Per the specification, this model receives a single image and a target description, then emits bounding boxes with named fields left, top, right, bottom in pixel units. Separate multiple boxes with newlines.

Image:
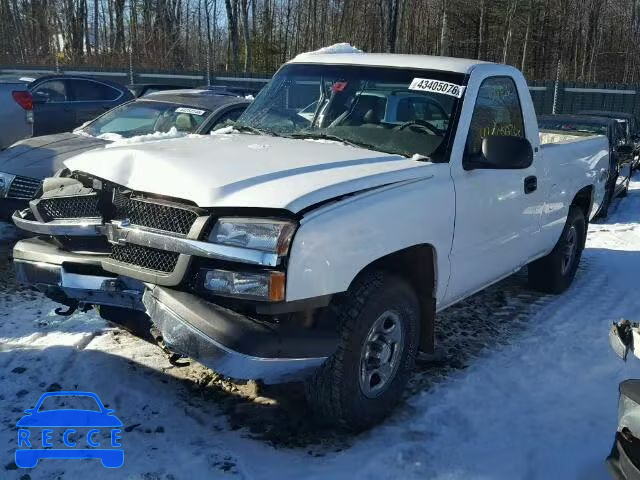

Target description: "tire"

left=528, top=206, right=586, bottom=294
left=98, top=305, right=153, bottom=341
left=304, top=270, right=420, bottom=431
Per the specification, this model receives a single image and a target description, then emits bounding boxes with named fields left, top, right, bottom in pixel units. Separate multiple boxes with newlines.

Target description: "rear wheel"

left=304, top=271, right=420, bottom=430
left=528, top=206, right=586, bottom=294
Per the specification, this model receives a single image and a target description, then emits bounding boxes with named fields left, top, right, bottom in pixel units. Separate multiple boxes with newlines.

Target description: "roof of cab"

left=288, top=53, right=493, bottom=74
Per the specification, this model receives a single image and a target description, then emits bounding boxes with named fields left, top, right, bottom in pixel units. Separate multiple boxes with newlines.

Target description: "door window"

left=32, top=80, right=68, bottom=102
left=207, top=107, right=246, bottom=132
left=69, top=79, right=121, bottom=101
left=466, top=77, right=525, bottom=158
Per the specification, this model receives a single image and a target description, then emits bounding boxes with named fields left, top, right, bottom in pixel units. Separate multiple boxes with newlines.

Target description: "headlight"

left=0, top=172, right=16, bottom=198
left=203, top=269, right=285, bottom=301
left=209, top=218, right=296, bottom=255
left=618, top=380, right=640, bottom=436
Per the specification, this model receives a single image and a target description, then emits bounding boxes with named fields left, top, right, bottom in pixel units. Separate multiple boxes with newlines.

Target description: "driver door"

left=445, top=76, right=543, bottom=304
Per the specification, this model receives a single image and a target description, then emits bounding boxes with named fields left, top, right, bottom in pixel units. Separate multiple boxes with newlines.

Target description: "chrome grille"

left=38, top=194, right=100, bottom=221
left=7, top=176, right=41, bottom=200
left=110, top=244, right=179, bottom=273
left=115, top=196, right=199, bottom=236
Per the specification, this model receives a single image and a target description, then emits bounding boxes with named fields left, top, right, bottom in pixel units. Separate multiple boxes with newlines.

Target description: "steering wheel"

left=396, top=120, right=442, bottom=135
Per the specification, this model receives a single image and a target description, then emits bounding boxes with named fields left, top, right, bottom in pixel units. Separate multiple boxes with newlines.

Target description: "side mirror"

left=617, top=144, right=634, bottom=156
left=464, top=136, right=533, bottom=170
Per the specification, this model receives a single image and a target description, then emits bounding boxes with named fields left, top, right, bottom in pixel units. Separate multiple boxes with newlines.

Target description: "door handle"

left=524, top=175, right=537, bottom=194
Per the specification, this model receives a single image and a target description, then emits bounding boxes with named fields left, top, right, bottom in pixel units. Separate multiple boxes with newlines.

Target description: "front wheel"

left=528, top=206, right=586, bottom=294
left=304, top=271, right=420, bottom=430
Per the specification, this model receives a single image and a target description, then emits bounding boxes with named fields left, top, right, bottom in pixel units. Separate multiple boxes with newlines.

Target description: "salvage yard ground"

left=2, top=178, right=640, bottom=479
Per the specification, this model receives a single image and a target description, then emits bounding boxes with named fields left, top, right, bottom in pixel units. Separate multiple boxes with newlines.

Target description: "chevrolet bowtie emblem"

left=102, top=220, right=130, bottom=245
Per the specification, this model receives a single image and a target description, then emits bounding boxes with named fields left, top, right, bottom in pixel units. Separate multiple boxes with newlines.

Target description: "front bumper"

left=143, top=286, right=330, bottom=383
left=14, top=237, right=145, bottom=310
left=13, top=237, right=333, bottom=383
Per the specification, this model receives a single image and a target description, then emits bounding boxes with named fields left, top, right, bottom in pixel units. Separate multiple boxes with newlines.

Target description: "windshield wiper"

left=232, top=124, right=281, bottom=137
left=288, top=132, right=392, bottom=153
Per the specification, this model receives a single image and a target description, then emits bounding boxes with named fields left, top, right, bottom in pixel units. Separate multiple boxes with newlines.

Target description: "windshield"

left=83, top=100, right=211, bottom=138
left=236, top=64, right=465, bottom=159
left=538, top=119, right=608, bottom=136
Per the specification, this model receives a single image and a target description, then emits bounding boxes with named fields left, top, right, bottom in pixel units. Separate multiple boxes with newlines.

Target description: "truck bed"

left=539, top=129, right=603, bottom=145
left=539, top=132, right=609, bottom=220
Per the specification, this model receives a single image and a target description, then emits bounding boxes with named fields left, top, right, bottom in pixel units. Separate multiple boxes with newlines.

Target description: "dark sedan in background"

left=0, top=90, right=250, bottom=217
left=577, top=110, right=640, bottom=170
left=538, top=114, right=633, bottom=218
left=29, top=75, right=135, bottom=136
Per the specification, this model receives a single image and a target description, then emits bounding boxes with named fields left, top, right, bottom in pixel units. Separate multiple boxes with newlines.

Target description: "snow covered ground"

left=2, top=179, right=640, bottom=479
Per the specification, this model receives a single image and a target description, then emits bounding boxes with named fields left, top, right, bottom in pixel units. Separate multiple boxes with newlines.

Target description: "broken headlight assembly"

left=208, top=217, right=296, bottom=255
left=202, top=218, right=296, bottom=301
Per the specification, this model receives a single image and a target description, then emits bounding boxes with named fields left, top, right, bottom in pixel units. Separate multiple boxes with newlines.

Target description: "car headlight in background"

left=0, top=172, right=16, bottom=198
left=209, top=218, right=296, bottom=255
left=203, top=269, right=285, bottom=301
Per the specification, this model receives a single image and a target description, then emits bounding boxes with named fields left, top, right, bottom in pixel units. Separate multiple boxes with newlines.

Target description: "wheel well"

left=571, top=186, right=592, bottom=248
left=571, top=186, right=593, bottom=220
left=351, top=245, right=436, bottom=353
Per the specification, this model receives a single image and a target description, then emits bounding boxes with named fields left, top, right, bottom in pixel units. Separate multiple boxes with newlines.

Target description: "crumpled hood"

left=64, top=133, right=434, bottom=212
left=0, top=132, right=108, bottom=179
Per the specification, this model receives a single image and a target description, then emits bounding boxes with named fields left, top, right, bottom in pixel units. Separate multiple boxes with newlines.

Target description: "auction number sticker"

left=175, top=107, right=206, bottom=116
left=409, top=78, right=466, bottom=98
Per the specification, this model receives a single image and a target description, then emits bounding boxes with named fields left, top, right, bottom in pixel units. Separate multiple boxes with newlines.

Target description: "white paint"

left=64, top=133, right=424, bottom=212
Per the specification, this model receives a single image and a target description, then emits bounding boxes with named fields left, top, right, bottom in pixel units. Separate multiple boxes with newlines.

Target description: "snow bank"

left=99, top=127, right=191, bottom=147
left=304, top=43, right=364, bottom=55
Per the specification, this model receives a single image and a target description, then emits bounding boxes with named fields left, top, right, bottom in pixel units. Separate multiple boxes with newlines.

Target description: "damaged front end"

left=12, top=172, right=337, bottom=383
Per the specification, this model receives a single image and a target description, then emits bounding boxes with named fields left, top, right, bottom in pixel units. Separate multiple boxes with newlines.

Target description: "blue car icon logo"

left=15, top=391, right=123, bottom=468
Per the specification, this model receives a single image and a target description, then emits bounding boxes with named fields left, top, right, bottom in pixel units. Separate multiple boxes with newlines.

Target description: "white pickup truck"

left=12, top=53, right=606, bottom=429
